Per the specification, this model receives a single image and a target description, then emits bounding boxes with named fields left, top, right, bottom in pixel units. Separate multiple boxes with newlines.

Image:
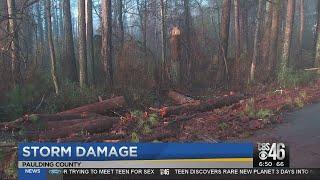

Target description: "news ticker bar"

left=18, top=158, right=253, bottom=168
left=20, top=168, right=320, bottom=179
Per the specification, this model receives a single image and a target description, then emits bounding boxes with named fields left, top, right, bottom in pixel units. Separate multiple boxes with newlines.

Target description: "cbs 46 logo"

left=258, top=143, right=286, bottom=161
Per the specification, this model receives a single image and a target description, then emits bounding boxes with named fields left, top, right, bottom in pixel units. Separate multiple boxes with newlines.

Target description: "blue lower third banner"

left=18, top=143, right=253, bottom=179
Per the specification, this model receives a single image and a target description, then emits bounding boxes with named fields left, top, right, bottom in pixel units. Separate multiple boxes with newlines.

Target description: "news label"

left=254, top=143, right=290, bottom=167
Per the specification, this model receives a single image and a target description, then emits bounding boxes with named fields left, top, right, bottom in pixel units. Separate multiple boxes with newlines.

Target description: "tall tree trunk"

left=46, top=0, right=60, bottom=95
left=314, top=0, right=320, bottom=69
left=101, top=0, right=113, bottom=87
left=58, top=0, right=64, bottom=39
left=234, top=0, right=241, bottom=87
left=160, top=0, right=167, bottom=85
left=143, top=0, right=147, bottom=52
left=239, top=1, right=248, bottom=54
left=78, top=0, right=87, bottom=88
left=0, top=0, right=7, bottom=53
left=117, top=0, right=124, bottom=48
left=279, top=0, right=295, bottom=83
left=86, top=0, right=95, bottom=86
left=183, top=0, right=192, bottom=85
left=250, top=0, right=263, bottom=83
left=268, top=0, right=280, bottom=79
left=137, top=0, right=147, bottom=52
left=297, top=0, right=304, bottom=68
left=216, top=0, right=231, bottom=86
left=7, top=0, right=21, bottom=87
left=36, top=2, right=44, bottom=67
left=261, top=0, right=273, bottom=72
left=63, top=0, right=77, bottom=82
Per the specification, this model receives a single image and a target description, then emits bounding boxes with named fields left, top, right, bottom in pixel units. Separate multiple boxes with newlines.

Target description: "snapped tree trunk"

left=169, top=27, right=182, bottom=85
left=46, top=0, right=60, bottom=95
left=78, top=0, right=87, bottom=88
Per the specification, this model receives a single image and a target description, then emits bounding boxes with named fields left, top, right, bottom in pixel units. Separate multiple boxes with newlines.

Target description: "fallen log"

left=38, top=116, right=119, bottom=140
left=158, top=95, right=244, bottom=117
left=168, top=90, right=197, bottom=105
left=58, top=96, right=126, bottom=115
left=0, top=118, right=25, bottom=131
left=0, top=113, right=102, bottom=131
left=59, top=134, right=125, bottom=142
left=27, top=113, right=102, bottom=122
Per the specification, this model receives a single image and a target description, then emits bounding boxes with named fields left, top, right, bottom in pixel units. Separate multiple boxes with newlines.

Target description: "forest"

left=1, top=0, right=320, bottom=178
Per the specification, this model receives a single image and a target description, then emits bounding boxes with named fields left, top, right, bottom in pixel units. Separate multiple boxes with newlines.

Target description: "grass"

left=279, top=68, right=318, bottom=88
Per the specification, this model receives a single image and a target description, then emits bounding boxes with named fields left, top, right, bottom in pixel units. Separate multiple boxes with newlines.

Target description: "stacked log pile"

left=2, top=82, right=320, bottom=143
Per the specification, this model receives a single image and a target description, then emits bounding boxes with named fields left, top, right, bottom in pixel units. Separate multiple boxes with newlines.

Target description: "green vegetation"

left=131, top=132, right=140, bottom=143
left=245, top=98, right=273, bottom=120
left=256, top=109, right=273, bottom=119
left=1, top=75, right=104, bottom=122
left=130, top=110, right=159, bottom=142
left=218, top=122, right=228, bottom=129
left=279, top=68, right=317, bottom=88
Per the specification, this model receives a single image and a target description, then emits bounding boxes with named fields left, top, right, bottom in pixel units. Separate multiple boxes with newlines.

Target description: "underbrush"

left=279, top=68, right=318, bottom=88
left=39, top=81, right=104, bottom=114
left=1, top=73, right=105, bottom=121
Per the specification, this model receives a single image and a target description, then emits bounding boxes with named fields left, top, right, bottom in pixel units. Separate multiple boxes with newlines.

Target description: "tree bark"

left=38, top=116, right=119, bottom=140
left=234, top=0, right=241, bottom=87
left=46, top=0, right=60, bottom=95
left=58, top=96, right=126, bottom=115
left=101, top=0, right=113, bottom=87
left=63, top=0, right=78, bottom=82
left=78, top=0, right=87, bottom=88
left=183, top=0, right=192, bottom=85
left=160, top=0, right=167, bottom=86
left=216, top=0, right=231, bottom=85
left=27, top=113, right=102, bottom=122
left=158, top=95, right=244, bottom=117
left=86, top=0, right=95, bottom=86
left=297, top=0, right=304, bottom=68
left=268, top=0, right=280, bottom=79
left=279, top=0, right=295, bottom=82
left=117, top=0, right=124, bottom=48
left=250, top=0, right=263, bottom=83
left=7, top=0, right=21, bottom=87
left=315, top=0, right=320, bottom=69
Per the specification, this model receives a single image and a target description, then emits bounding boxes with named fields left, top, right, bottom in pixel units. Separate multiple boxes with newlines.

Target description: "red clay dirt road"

left=244, top=103, right=320, bottom=168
